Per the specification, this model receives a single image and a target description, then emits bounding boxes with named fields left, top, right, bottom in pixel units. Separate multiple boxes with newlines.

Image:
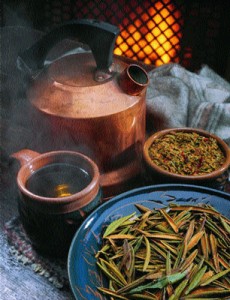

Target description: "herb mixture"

left=96, top=204, right=230, bottom=300
left=148, top=131, right=225, bottom=175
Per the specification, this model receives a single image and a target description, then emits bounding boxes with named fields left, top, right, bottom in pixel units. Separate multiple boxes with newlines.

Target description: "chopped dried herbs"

left=96, top=203, right=230, bottom=300
left=148, top=131, right=225, bottom=175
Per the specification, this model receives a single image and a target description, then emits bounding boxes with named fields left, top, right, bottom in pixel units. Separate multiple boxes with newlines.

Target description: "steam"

left=2, top=4, right=90, bottom=152
left=3, top=2, right=33, bottom=28
left=1, top=4, right=95, bottom=203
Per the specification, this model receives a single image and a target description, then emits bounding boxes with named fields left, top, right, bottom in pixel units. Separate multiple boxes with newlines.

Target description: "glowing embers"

left=114, top=0, right=183, bottom=66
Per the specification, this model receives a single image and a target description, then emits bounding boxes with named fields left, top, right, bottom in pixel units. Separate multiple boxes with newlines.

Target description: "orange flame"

left=114, top=0, right=182, bottom=66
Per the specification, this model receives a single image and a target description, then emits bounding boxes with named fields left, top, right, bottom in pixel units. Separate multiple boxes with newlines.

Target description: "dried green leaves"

left=148, top=131, right=225, bottom=175
left=96, top=204, right=230, bottom=299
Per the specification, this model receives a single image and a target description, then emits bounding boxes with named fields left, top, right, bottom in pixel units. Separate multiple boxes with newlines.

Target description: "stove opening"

left=113, top=0, right=182, bottom=67
left=3, top=0, right=230, bottom=79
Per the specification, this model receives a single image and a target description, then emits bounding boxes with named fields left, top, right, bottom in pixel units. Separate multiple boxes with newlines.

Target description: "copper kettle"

left=17, top=19, right=149, bottom=198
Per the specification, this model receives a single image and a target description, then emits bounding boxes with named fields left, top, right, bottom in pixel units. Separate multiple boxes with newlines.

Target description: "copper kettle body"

left=18, top=19, right=149, bottom=198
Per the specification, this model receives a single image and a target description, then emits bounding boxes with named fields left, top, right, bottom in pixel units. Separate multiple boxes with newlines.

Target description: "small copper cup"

left=12, top=149, right=102, bottom=257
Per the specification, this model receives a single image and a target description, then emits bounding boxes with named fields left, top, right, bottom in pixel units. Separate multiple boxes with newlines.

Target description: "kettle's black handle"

left=17, top=19, right=120, bottom=76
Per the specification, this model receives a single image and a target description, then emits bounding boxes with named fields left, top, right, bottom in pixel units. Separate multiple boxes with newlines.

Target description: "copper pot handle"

left=17, top=19, right=120, bottom=79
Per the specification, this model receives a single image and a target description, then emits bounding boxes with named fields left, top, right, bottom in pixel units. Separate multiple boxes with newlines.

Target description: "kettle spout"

left=119, top=64, right=149, bottom=96
left=11, top=149, right=40, bottom=167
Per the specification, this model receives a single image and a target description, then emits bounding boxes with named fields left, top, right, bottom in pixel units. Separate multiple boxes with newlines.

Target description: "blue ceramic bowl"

left=67, top=184, right=230, bottom=299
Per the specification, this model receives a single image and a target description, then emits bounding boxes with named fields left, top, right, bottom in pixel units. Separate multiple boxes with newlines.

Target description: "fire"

left=114, top=0, right=182, bottom=66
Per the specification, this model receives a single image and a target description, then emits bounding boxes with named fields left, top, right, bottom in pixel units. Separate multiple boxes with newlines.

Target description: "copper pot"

left=18, top=19, right=149, bottom=198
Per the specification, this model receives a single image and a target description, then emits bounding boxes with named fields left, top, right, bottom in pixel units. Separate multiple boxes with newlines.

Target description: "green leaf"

left=98, top=287, right=129, bottom=299
left=103, top=213, right=136, bottom=238
left=185, top=265, right=207, bottom=295
left=143, top=236, right=151, bottom=271
left=220, top=217, right=230, bottom=234
left=200, top=268, right=230, bottom=286
left=129, top=271, right=188, bottom=294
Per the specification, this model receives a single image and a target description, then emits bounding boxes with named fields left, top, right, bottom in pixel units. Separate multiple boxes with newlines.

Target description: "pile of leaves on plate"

left=95, top=204, right=230, bottom=299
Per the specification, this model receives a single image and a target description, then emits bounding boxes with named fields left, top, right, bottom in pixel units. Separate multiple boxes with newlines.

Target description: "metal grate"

left=41, top=0, right=229, bottom=77
left=111, top=0, right=184, bottom=66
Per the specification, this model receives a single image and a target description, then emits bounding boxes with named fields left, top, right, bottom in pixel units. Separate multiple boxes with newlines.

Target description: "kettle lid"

left=28, top=54, right=144, bottom=118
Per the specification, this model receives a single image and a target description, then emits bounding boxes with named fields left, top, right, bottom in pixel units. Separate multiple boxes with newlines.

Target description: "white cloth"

left=146, top=63, right=230, bottom=146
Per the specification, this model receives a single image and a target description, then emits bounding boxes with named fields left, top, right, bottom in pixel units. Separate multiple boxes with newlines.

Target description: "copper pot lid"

left=29, top=54, right=143, bottom=119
